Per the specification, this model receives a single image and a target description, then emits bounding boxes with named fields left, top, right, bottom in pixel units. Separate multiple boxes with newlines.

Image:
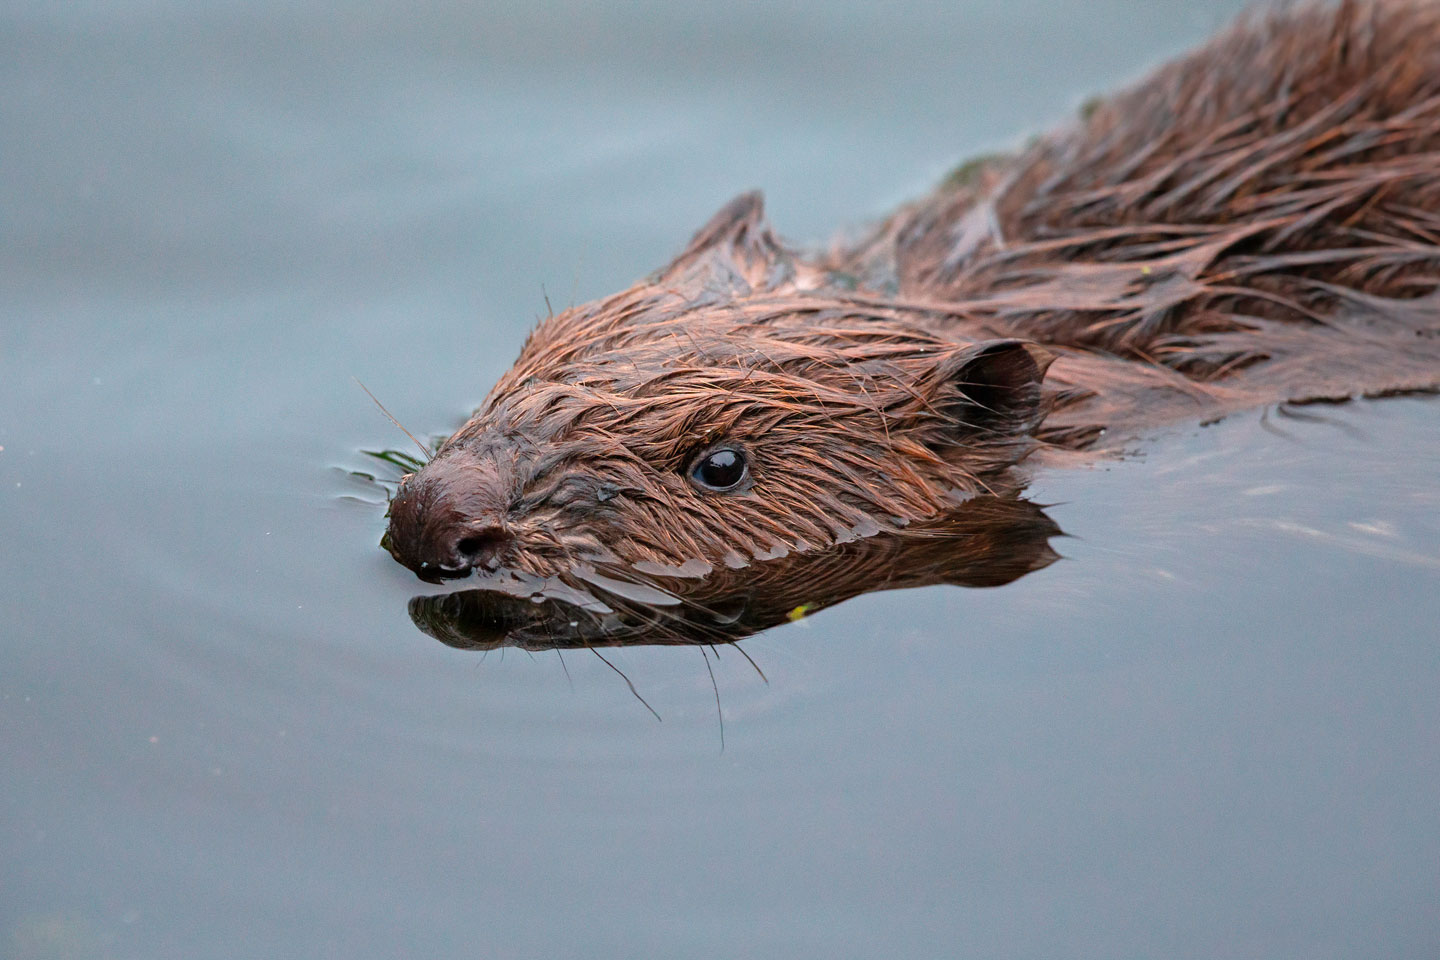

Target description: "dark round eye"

left=690, top=447, right=748, bottom=492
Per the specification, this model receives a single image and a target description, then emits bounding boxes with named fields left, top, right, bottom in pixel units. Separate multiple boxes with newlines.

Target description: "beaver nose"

left=384, top=448, right=518, bottom=580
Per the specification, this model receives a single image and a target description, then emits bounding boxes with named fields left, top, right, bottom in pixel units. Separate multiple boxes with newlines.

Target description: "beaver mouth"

left=409, top=560, right=477, bottom=584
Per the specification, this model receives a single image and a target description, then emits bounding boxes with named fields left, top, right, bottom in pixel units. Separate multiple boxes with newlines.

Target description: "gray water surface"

left=4, top=1, right=1438, bottom=958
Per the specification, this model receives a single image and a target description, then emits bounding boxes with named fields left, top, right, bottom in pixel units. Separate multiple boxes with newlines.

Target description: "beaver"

left=384, top=0, right=1440, bottom=592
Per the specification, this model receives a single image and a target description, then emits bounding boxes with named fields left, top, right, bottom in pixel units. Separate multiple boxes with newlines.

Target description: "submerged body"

left=386, top=0, right=1440, bottom=587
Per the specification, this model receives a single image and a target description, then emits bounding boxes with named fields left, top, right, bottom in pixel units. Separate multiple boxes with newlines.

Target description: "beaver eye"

left=689, top=448, right=748, bottom=492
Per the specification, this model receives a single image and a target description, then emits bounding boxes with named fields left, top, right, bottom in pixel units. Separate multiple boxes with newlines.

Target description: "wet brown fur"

left=386, top=0, right=1440, bottom=584
left=840, top=0, right=1440, bottom=431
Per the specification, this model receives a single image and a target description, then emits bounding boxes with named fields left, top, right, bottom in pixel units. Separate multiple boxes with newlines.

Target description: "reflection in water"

left=406, top=493, right=1060, bottom=651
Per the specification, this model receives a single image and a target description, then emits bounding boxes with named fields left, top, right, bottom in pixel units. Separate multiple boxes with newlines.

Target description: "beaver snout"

left=384, top=450, right=515, bottom=581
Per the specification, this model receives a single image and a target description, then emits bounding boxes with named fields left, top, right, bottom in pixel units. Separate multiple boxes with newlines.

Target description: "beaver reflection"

left=406, top=493, right=1059, bottom=651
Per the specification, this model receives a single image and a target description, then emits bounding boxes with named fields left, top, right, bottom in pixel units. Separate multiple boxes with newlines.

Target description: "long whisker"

left=555, top=647, right=573, bottom=691
left=731, top=641, right=769, bottom=684
left=354, top=378, right=432, bottom=464
left=699, top=645, right=724, bottom=752
left=590, top=647, right=661, bottom=722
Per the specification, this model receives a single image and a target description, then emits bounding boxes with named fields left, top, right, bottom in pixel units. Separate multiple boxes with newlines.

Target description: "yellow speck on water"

left=787, top=604, right=815, bottom=622
left=1140, top=265, right=1152, bottom=275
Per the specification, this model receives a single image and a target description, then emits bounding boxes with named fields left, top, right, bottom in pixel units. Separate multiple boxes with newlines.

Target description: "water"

left=4, top=1, right=1438, bottom=957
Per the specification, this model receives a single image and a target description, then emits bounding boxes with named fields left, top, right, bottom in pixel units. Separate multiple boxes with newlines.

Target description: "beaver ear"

left=939, top=339, right=1053, bottom=438
left=653, top=191, right=796, bottom=296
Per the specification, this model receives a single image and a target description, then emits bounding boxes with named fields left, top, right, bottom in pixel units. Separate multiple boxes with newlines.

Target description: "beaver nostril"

left=448, top=527, right=511, bottom=570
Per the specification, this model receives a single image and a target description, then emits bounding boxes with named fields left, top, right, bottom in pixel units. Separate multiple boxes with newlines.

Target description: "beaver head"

left=385, top=194, right=1052, bottom=582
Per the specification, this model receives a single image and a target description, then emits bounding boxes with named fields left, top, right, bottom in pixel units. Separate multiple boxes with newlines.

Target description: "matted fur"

left=841, top=0, right=1440, bottom=405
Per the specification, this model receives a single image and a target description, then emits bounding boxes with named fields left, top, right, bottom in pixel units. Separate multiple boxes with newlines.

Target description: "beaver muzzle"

left=385, top=449, right=514, bottom=582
